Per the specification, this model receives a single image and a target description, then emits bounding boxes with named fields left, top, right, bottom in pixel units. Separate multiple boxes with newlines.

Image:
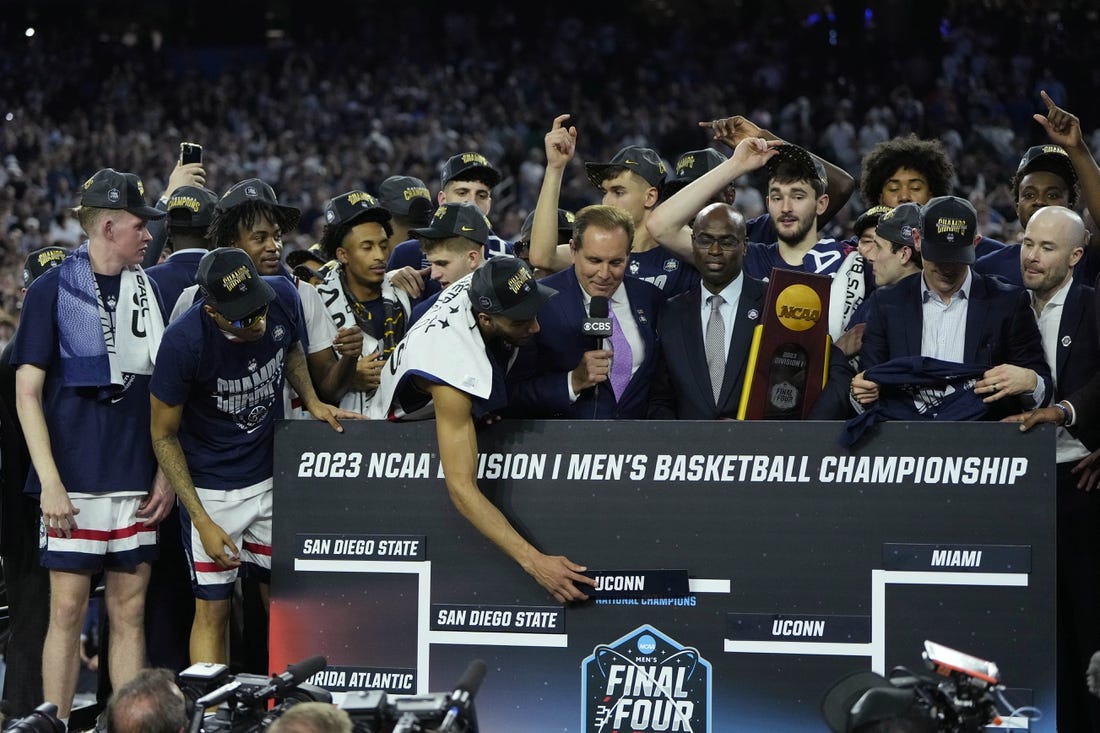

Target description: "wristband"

left=1053, top=402, right=1070, bottom=426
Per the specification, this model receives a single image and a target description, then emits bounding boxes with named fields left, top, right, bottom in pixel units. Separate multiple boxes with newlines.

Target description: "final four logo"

left=582, top=624, right=711, bottom=732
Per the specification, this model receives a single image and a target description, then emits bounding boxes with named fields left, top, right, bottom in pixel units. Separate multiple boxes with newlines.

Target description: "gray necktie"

left=705, top=295, right=726, bottom=403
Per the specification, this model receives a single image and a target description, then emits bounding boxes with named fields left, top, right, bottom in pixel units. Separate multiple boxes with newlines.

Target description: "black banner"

left=270, top=420, right=1056, bottom=731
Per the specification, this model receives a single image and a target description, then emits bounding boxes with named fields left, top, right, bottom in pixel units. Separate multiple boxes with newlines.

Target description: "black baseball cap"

left=80, top=168, right=166, bottom=220
left=216, top=178, right=301, bottom=230
left=585, top=146, right=667, bottom=189
left=1016, top=144, right=1077, bottom=187
left=286, top=243, right=327, bottom=269
left=852, top=205, right=893, bottom=236
left=874, top=202, right=921, bottom=248
left=166, top=185, right=218, bottom=229
left=663, top=149, right=728, bottom=196
left=518, top=208, right=575, bottom=243
left=469, top=257, right=557, bottom=320
left=22, top=246, right=67, bottom=288
left=410, top=202, right=490, bottom=245
left=379, top=175, right=434, bottom=225
left=196, top=247, right=277, bottom=320
left=440, top=153, right=501, bottom=189
left=766, top=144, right=828, bottom=192
left=919, top=196, right=978, bottom=264
left=323, top=190, right=392, bottom=229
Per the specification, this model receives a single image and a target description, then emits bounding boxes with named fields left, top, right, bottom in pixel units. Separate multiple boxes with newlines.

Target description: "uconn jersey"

left=744, top=239, right=846, bottom=280
left=627, top=246, right=698, bottom=297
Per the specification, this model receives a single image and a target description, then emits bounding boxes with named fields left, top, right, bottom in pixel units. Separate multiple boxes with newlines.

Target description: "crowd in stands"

left=7, top=2, right=1100, bottom=730
left=2, top=3, right=1100, bottom=343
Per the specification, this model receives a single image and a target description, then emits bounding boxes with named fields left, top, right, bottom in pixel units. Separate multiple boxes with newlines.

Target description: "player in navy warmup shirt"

left=975, top=95, right=1100, bottom=288
left=528, top=116, right=698, bottom=297
left=696, top=114, right=856, bottom=245
left=648, top=140, right=846, bottom=280
left=145, top=184, right=218, bottom=312
left=150, top=248, right=357, bottom=666
left=12, top=168, right=173, bottom=721
left=387, top=153, right=512, bottom=301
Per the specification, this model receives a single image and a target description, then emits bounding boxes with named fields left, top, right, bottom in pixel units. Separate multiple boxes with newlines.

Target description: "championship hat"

left=874, top=202, right=922, bottom=249
left=440, top=153, right=502, bottom=189
left=165, top=185, right=218, bottom=229
left=323, top=190, right=392, bottom=229
left=22, top=246, right=67, bottom=288
left=919, top=196, right=978, bottom=264
left=216, top=178, right=301, bottom=230
left=378, top=175, right=434, bottom=225
left=585, top=146, right=667, bottom=189
left=410, top=202, right=490, bottom=245
left=80, top=169, right=165, bottom=220
left=469, top=256, right=557, bottom=320
left=517, top=208, right=575, bottom=244
left=852, top=205, right=893, bottom=237
left=664, top=149, right=728, bottom=196
left=196, top=247, right=277, bottom=321
left=1016, top=144, right=1077, bottom=187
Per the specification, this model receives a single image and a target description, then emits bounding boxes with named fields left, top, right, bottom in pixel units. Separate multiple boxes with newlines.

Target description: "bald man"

left=1007, top=206, right=1100, bottom=732
left=648, top=203, right=765, bottom=419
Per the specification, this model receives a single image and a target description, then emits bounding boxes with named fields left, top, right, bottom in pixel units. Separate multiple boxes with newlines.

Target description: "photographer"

left=106, top=669, right=187, bottom=733
left=266, top=704, right=351, bottom=733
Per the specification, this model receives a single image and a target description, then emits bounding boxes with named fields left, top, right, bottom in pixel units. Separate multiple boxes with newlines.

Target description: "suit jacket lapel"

left=620, top=280, right=655, bottom=404
left=964, top=274, right=990, bottom=363
left=1057, top=283, right=1086, bottom=383
left=719, top=278, right=764, bottom=405
left=562, top=269, right=588, bottom=343
left=679, top=289, right=714, bottom=407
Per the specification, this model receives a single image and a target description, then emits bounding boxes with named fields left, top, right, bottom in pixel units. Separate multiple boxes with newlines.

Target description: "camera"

left=178, top=657, right=331, bottom=733
left=178, top=657, right=485, bottom=733
left=4, top=703, right=65, bottom=733
left=340, top=660, right=485, bottom=733
left=821, top=640, right=1037, bottom=733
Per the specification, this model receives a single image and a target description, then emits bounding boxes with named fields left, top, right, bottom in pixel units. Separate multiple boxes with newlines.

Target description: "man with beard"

left=999, top=207, right=1100, bottom=732
left=647, top=142, right=846, bottom=279
left=368, top=257, right=594, bottom=602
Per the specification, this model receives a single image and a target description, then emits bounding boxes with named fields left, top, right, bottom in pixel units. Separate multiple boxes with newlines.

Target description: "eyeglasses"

left=692, top=233, right=744, bottom=250
left=226, top=304, right=268, bottom=329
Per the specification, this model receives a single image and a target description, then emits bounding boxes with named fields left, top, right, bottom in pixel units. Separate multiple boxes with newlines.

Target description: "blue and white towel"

left=57, top=243, right=164, bottom=394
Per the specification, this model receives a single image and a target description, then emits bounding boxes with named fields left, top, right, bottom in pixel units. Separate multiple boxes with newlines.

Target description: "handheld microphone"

left=437, top=659, right=487, bottom=733
left=582, top=296, right=612, bottom=350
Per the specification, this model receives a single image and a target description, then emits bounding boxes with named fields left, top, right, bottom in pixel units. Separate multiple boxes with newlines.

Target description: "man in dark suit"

left=1000, top=206, right=1100, bottom=731
left=508, top=205, right=663, bottom=419
left=852, top=196, right=1052, bottom=421
left=648, top=204, right=765, bottom=419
